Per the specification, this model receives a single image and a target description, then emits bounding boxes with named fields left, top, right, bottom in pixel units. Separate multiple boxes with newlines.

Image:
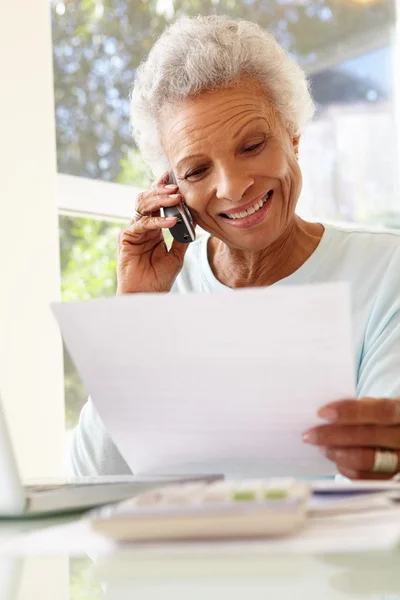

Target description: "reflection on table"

left=2, top=546, right=400, bottom=600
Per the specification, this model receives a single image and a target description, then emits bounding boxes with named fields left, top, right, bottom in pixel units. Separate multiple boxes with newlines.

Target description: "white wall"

left=0, top=0, right=64, bottom=478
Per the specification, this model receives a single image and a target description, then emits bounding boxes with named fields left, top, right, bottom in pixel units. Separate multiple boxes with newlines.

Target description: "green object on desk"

left=264, top=489, right=288, bottom=500
left=231, top=490, right=256, bottom=502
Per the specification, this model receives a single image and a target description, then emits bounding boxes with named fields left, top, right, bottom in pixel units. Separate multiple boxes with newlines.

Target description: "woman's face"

left=160, top=79, right=302, bottom=251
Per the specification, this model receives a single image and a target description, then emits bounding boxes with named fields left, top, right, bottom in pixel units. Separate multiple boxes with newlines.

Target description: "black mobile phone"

left=162, top=173, right=196, bottom=244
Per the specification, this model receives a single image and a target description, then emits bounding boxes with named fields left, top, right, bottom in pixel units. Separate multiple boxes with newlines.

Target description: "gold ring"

left=133, top=208, right=146, bottom=221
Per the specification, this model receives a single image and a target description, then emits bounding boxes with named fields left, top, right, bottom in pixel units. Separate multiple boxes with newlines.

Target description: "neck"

left=208, top=217, right=324, bottom=288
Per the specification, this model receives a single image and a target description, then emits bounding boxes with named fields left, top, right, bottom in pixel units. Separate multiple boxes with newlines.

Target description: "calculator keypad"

left=134, top=478, right=303, bottom=508
left=93, top=478, right=311, bottom=542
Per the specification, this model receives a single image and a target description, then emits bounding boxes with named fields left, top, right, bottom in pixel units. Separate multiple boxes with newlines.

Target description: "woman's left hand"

left=303, top=398, right=400, bottom=479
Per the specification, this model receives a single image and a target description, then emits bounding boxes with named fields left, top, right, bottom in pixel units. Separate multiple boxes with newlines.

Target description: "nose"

left=215, top=164, right=254, bottom=203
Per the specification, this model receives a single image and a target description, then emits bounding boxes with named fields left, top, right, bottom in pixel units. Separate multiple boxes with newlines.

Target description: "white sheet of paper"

left=52, top=282, right=356, bottom=478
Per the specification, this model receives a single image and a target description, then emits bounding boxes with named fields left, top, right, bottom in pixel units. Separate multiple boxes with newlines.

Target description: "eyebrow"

left=232, top=117, right=268, bottom=139
left=176, top=153, right=205, bottom=170
left=176, top=117, right=268, bottom=169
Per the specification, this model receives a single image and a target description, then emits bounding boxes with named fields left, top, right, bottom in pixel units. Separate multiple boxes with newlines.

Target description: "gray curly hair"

left=130, top=15, right=315, bottom=176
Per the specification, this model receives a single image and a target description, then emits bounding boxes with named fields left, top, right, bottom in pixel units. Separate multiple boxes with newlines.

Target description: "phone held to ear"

left=162, top=172, right=196, bottom=244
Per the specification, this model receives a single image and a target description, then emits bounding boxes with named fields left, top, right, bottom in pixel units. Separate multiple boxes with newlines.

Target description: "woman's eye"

left=186, top=167, right=207, bottom=180
left=243, top=142, right=264, bottom=153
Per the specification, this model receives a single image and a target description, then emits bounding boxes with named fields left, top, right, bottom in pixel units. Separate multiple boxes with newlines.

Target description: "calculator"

left=90, top=479, right=311, bottom=542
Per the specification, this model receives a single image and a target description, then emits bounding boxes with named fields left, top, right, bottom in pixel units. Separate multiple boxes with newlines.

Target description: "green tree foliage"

left=60, top=215, right=125, bottom=427
left=59, top=216, right=123, bottom=302
left=52, top=0, right=393, bottom=184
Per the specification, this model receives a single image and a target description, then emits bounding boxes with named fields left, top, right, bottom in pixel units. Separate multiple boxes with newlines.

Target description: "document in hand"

left=52, top=282, right=355, bottom=477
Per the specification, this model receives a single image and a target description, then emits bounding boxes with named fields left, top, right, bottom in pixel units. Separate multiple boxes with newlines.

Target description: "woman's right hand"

left=117, top=172, right=191, bottom=295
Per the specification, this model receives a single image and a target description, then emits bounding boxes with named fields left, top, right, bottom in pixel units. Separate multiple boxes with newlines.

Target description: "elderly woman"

left=70, top=15, right=400, bottom=481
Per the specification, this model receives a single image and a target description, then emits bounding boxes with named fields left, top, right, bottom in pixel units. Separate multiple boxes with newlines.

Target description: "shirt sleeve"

left=357, top=248, right=400, bottom=399
left=67, top=397, right=132, bottom=477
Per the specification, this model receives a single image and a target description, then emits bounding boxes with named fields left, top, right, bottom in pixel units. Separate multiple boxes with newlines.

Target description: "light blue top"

left=68, top=224, right=400, bottom=476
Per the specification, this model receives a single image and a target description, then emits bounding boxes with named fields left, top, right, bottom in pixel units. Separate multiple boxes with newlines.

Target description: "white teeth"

left=225, top=192, right=271, bottom=220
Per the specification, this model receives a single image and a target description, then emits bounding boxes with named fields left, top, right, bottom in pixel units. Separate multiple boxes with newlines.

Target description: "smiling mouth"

left=220, top=191, right=273, bottom=220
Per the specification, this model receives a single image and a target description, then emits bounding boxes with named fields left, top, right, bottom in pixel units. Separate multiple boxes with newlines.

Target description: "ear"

left=292, top=136, right=300, bottom=155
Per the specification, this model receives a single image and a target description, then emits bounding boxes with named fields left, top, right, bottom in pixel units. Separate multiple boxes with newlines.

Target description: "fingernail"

left=303, top=431, right=317, bottom=444
left=165, top=184, right=178, bottom=189
left=169, top=194, right=181, bottom=200
left=317, top=408, right=338, bottom=422
left=318, top=447, right=328, bottom=456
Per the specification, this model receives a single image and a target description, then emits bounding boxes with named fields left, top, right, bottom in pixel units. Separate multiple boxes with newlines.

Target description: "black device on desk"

left=162, top=172, right=196, bottom=244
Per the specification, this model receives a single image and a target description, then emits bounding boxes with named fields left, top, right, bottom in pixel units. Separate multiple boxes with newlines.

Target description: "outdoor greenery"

left=70, top=557, right=104, bottom=600
left=60, top=215, right=125, bottom=427
left=52, top=0, right=393, bottom=183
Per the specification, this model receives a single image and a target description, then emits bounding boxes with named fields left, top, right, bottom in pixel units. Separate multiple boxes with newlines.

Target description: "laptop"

left=0, top=394, right=221, bottom=517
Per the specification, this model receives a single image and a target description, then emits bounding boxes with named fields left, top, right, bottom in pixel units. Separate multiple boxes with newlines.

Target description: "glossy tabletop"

left=1, top=515, right=399, bottom=600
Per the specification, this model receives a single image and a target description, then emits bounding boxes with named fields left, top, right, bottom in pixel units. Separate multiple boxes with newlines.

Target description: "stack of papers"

left=52, top=282, right=356, bottom=477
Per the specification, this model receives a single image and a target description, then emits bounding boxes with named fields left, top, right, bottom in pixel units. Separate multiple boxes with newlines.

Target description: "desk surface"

left=1, top=514, right=400, bottom=600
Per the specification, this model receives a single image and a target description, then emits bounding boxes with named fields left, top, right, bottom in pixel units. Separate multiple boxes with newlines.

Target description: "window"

left=299, top=46, right=399, bottom=225
left=60, top=214, right=125, bottom=428
left=52, top=0, right=399, bottom=430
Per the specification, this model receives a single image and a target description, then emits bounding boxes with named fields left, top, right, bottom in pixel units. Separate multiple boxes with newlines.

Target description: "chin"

left=225, top=229, right=282, bottom=252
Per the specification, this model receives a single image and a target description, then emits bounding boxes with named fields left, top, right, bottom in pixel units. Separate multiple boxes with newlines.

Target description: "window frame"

left=57, top=173, right=140, bottom=221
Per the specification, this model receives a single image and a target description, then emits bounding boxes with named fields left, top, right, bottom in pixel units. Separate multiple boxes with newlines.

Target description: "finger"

left=136, top=192, right=181, bottom=216
left=168, top=238, right=190, bottom=265
left=121, top=216, right=177, bottom=242
left=303, top=424, right=400, bottom=449
left=321, top=447, right=400, bottom=473
left=151, top=183, right=179, bottom=195
left=336, top=465, right=394, bottom=481
left=317, top=398, right=400, bottom=425
left=156, top=171, right=173, bottom=186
